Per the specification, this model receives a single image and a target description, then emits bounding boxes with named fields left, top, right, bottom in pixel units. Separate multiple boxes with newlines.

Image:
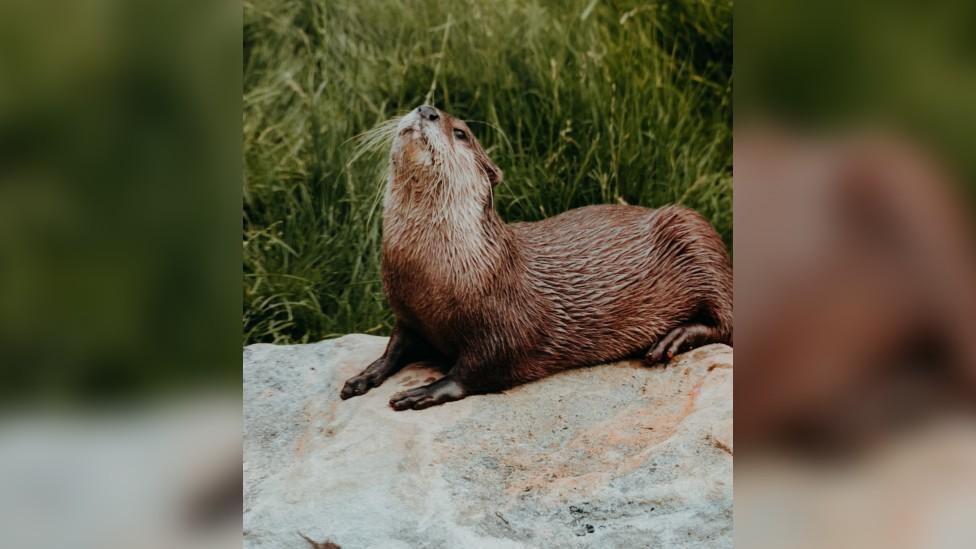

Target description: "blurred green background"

left=0, top=0, right=240, bottom=403
left=243, top=0, right=733, bottom=344
left=736, top=0, right=976, bottom=192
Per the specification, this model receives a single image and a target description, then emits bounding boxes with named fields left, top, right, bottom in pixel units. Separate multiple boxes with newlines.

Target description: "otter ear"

left=479, top=156, right=503, bottom=187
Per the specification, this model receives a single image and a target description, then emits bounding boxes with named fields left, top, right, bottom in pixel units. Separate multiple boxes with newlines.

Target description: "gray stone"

left=244, top=334, right=732, bottom=549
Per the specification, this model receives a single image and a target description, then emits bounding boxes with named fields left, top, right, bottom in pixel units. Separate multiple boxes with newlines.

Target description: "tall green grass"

left=243, top=0, right=732, bottom=344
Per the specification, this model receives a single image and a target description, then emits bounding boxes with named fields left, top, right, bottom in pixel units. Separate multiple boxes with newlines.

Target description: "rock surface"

left=244, top=334, right=733, bottom=549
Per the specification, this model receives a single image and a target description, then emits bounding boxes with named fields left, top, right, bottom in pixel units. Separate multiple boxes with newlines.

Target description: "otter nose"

left=417, top=105, right=440, bottom=122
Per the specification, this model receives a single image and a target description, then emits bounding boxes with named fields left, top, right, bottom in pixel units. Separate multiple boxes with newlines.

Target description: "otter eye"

left=453, top=128, right=467, bottom=141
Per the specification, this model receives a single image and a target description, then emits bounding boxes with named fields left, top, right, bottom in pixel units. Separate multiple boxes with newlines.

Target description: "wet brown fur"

left=340, top=106, right=732, bottom=410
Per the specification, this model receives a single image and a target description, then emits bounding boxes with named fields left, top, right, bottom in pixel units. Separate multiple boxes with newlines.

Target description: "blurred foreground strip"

left=735, top=0, right=976, bottom=543
left=0, top=397, right=240, bottom=549
left=734, top=127, right=976, bottom=547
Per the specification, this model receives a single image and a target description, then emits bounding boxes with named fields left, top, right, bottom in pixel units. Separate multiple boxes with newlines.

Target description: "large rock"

left=244, top=334, right=733, bottom=549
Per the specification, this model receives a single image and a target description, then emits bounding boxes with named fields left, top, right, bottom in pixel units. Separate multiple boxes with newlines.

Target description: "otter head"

left=389, top=105, right=502, bottom=206
left=383, top=106, right=506, bottom=281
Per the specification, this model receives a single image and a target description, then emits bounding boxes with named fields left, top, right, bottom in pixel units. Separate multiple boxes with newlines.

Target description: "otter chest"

left=381, top=252, right=483, bottom=355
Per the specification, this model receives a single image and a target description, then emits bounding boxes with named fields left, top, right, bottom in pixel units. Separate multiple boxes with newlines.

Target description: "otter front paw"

left=340, top=371, right=383, bottom=400
left=389, top=376, right=467, bottom=411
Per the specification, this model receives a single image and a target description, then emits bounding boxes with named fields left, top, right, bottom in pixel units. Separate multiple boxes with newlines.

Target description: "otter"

left=340, top=105, right=732, bottom=410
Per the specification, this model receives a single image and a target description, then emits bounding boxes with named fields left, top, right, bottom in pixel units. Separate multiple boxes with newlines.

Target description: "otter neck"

left=383, top=176, right=514, bottom=287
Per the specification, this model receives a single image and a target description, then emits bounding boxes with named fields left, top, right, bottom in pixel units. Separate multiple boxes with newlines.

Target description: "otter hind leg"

left=645, top=324, right=723, bottom=365
left=389, top=375, right=468, bottom=411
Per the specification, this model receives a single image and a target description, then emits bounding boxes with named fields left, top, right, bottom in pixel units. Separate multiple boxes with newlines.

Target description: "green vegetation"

left=243, top=0, right=732, bottom=344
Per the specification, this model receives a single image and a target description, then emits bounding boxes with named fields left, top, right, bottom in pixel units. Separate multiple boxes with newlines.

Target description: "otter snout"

left=417, top=105, right=439, bottom=122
